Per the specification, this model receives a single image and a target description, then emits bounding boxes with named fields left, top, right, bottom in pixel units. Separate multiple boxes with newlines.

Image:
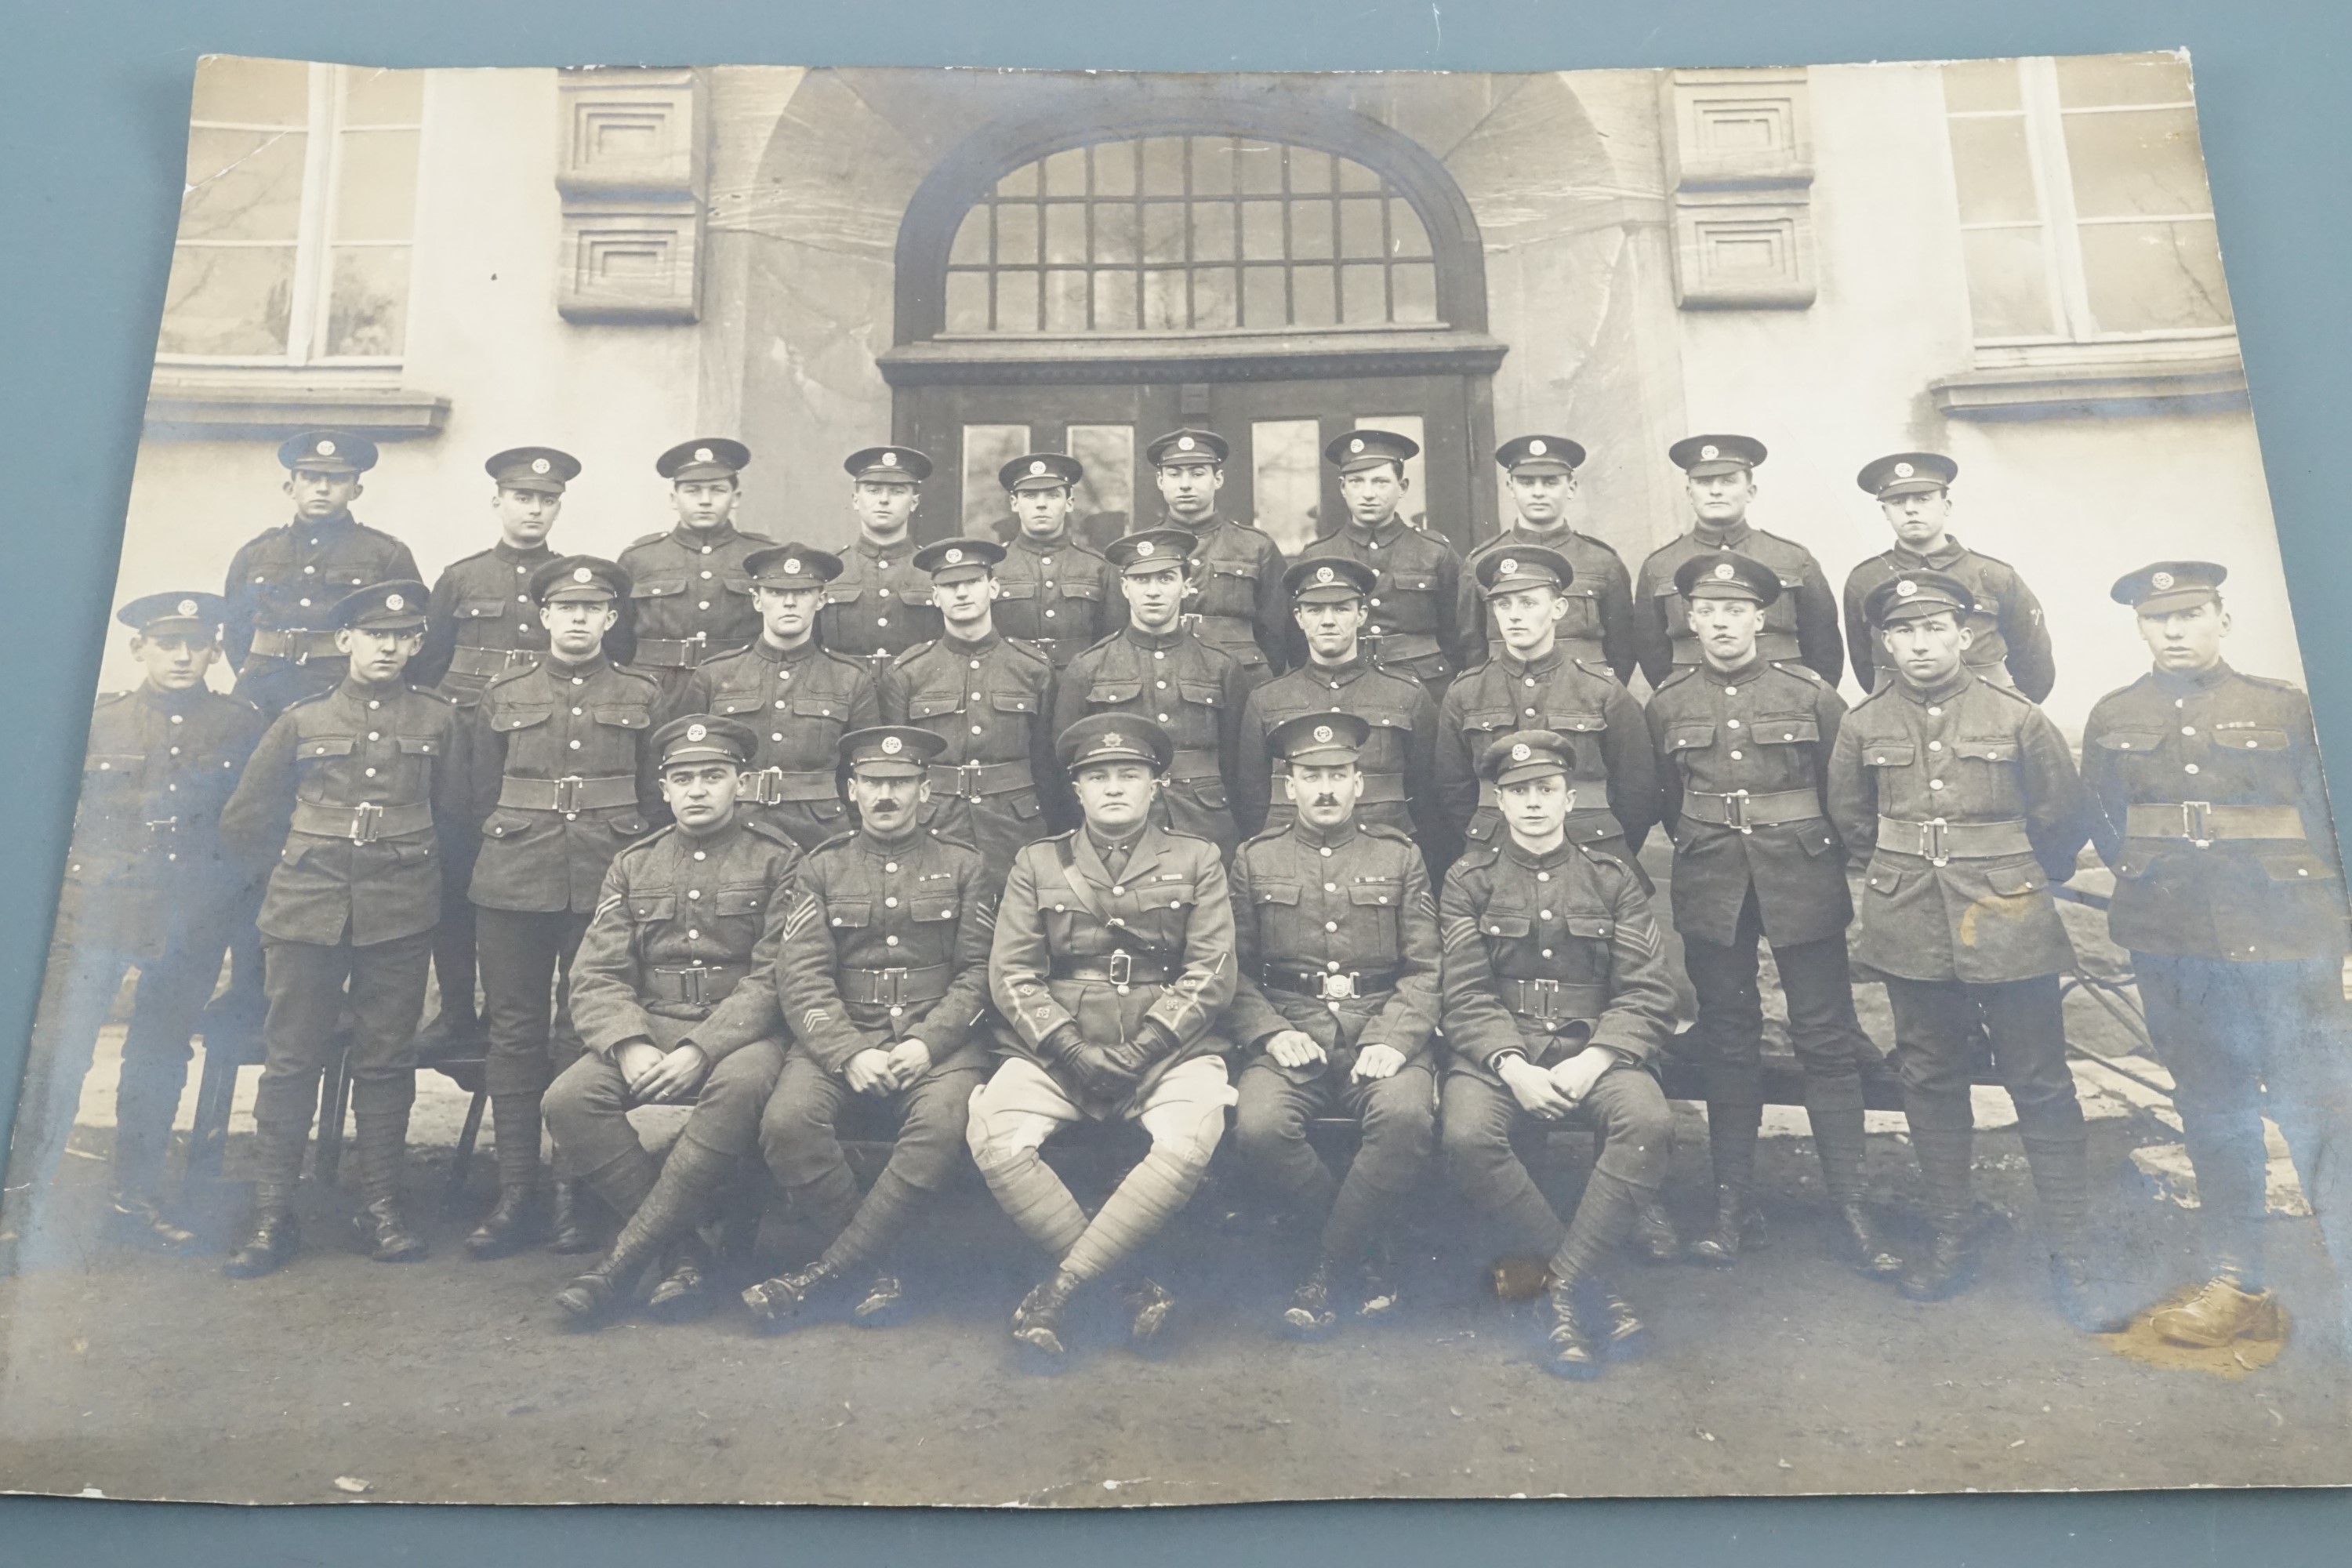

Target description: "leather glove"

left=1099, top=1018, right=1181, bottom=1080
left=1041, top=1024, right=1126, bottom=1100
left=1039, top=1023, right=1090, bottom=1073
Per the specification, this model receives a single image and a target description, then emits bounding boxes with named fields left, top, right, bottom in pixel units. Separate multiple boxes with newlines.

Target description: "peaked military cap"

left=1668, top=434, right=1767, bottom=477
left=1857, top=451, right=1957, bottom=499
left=1272, top=710, right=1370, bottom=766
left=844, top=445, right=933, bottom=483
left=1478, top=728, right=1576, bottom=787
left=1326, top=428, right=1421, bottom=473
left=118, top=591, right=229, bottom=637
left=1105, top=527, right=1196, bottom=575
left=1058, top=713, right=1174, bottom=775
left=742, top=543, right=843, bottom=590
left=840, top=724, right=946, bottom=778
left=1674, top=549, right=1782, bottom=607
left=1283, top=556, right=1378, bottom=604
left=913, top=537, right=1007, bottom=580
left=280, top=430, right=377, bottom=474
left=1496, top=434, right=1586, bottom=475
left=1145, top=428, right=1229, bottom=466
left=2112, top=560, right=2227, bottom=615
left=1864, top=569, right=1976, bottom=628
left=1476, top=544, right=1573, bottom=596
left=530, top=555, right=629, bottom=604
left=656, top=438, right=750, bottom=482
left=1001, top=452, right=1084, bottom=492
left=330, top=579, right=430, bottom=633
left=486, top=446, right=581, bottom=490
left=654, top=713, right=757, bottom=768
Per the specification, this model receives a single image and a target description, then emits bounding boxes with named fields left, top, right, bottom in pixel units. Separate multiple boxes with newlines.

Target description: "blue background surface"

left=2, top=0, right=2348, bottom=1559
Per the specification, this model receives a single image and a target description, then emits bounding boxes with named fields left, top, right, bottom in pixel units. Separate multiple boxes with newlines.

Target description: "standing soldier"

left=1297, top=429, right=1478, bottom=702
left=1233, top=557, right=1440, bottom=853
left=818, top=446, right=943, bottom=677
left=1052, top=528, right=1251, bottom=858
left=968, top=715, right=1240, bottom=1367
left=1227, top=713, right=1440, bottom=1335
left=743, top=726, right=997, bottom=1330
left=880, top=538, right=1060, bottom=876
left=1468, top=435, right=1636, bottom=681
left=2084, top=562, right=2352, bottom=1348
left=1644, top=554, right=1898, bottom=1277
left=1439, top=730, right=1681, bottom=1380
left=462, top=557, right=662, bottom=1260
left=1842, top=452, right=2055, bottom=700
left=0, top=594, right=263, bottom=1265
left=1632, top=435, right=1842, bottom=690
left=216, top=581, right=468, bottom=1278
left=1824, top=570, right=2125, bottom=1330
left=993, top=452, right=1126, bottom=666
left=618, top=438, right=775, bottom=708
left=544, top=716, right=800, bottom=1325
left=677, top=545, right=879, bottom=853
left=1143, top=428, right=1289, bottom=684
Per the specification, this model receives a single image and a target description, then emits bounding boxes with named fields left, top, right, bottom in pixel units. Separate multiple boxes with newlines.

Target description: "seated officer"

left=968, top=715, right=1240, bottom=1367
left=2085, top=562, right=2352, bottom=1349
left=744, top=726, right=998, bottom=1330
left=1439, top=730, right=1679, bottom=1380
left=1226, top=713, right=1439, bottom=1335
left=545, top=716, right=802, bottom=1325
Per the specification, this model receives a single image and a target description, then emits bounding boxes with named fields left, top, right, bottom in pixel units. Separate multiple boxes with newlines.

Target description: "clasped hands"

left=1497, top=1044, right=1621, bottom=1121
left=846, top=1037, right=935, bottom=1096
left=1043, top=1019, right=1179, bottom=1100
left=614, top=1038, right=713, bottom=1104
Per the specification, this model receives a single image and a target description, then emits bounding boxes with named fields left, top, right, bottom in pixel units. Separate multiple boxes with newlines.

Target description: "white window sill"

left=145, top=369, right=450, bottom=441
left=1929, top=345, right=2246, bottom=419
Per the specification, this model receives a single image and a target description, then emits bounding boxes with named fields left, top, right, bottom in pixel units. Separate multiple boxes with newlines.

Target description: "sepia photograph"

left=1, top=50, right=2347, bottom=1507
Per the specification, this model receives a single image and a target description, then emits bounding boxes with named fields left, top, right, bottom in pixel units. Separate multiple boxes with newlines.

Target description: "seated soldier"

left=743, top=726, right=998, bottom=1330
left=1439, top=730, right=1680, bottom=1379
left=967, top=714, right=1240, bottom=1368
left=1227, top=713, right=1440, bottom=1335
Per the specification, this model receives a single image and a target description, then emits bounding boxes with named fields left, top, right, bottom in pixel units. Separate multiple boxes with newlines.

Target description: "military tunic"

left=993, top=530, right=1127, bottom=666
left=1232, top=655, right=1439, bottom=844
left=1149, top=513, right=1289, bottom=683
left=1843, top=538, right=2056, bottom=701
left=1435, top=648, right=1658, bottom=862
left=678, top=639, right=879, bottom=851
left=414, top=541, right=557, bottom=703
left=617, top=522, right=778, bottom=700
left=1052, top=624, right=1251, bottom=856
left=1632, top=522, right=1843, bottom=690
left=1468, top=524, right=1638, bottom=682
left=818, top=534, right=942, bottom=676
left=880, top=631, right=1059, bottom=875
left=1294, top=517, right=1478, bottom=699
left=222, top=515, right=422, bottom=719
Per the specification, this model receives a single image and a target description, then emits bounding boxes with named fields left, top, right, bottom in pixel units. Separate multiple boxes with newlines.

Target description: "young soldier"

left=1296, top=429, right=1479, bottom=702
left=743, top=726, right=998, bottom=1330
left=544, top=715, right=801, bottom=1325
left=1632, top=435, right=1842, bottom=690
left=993, top=452, right=1126, bottom=666
left=463, top=557, right=662, bottom=1259
left=1468, top=435, right=1636, bottom=681
left=2084, top=562, right=2352, bottom=1348
left=1233, top=557, right=1439, bottom=855
left=1842, top=452, right=2054, bottom=700
left=1644, top=553, right=1899, bottom=1277
left=618, top=438, right=776, bottom=707
left=1227, top=713, right=1440, bottom=1334
left=1824, top=570, right=2125, bottom=1330
left=818, top=446, right=944, bottom=677
left=1052, top=528, right=1252, bottom=858
left=1142, top=428, right=1289, bottom=684
left=1439, top=730, right=1680, bottom=1379
left=880, top=537, right=1061, bottom=876
left=969, top=715, right=1240, bottom=1367
left=677, top=545, right=879, bottom=852
left=0, top=594, right=263, bottom=1265
left=216, top=581, right=469, bottom=1277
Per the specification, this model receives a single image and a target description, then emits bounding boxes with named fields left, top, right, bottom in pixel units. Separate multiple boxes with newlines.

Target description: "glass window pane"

left=2055, top=53, right=2192, bottom=109
left=1292, top=264, right=1337, bottom=328
left=158, top=244, right=295, bottom=355
left=1940, top=58, right=2023, bottom=114
left=341, top=66, right=423, bottom=126
left=1044, top=202, right=1087, bottom=265
left=1142, top=202, right=1185, bottom=264
left=1094, top=204, right=1138, bottom=264
left=1242, top=264, right=1287, bottom=328
left=962, top=425, right=1031, bottom=534
left=994, top=270, right=1040, bottom=332
left=1240, top=199, right=1285, bottom=262
left=995, top=204, right=1038, bottom=265
left=181, top=127, right=307, bottom=242
left=1193, top=267, right=1239, bottom=330
left=1392, top=262, right=1438, bottom=324
left=1288, top=148, right=1334, bottom=194
left=1961, top=227, right=2058, bottom=337
left=1291, top=200, right=1335, bottom=260
left=1141, top=137, right=1186, bottom=196
left=1340, top=262, right=1388, bottom=323
left=1351, top=415, right=1427, bottom=527
left=1250, top=419, right=1325, bottom=557
left=949, top=206, right=989, bottom=266
left=1191, top=137, right=1234, bottom=197
left=1190, top=203, right=1236, bottom=263
left=333, top=128, right=419, bottom=242
left=996, top=162, right=1038, bottom=198
left=1044, top=269, right=1089, bottom=332
left=944, top=271, right=989, bottom=332
left=1093, top=141, right=1137, bottom=198
left=1388, top=198, right=1431, bottom=258
left=1236, top=140, right=1283, bottom=194
left=1338, top=197, right=1385, bottom=258
left=2063, top=107, right=2212, bottom=217
left=1067, top=425, right=1136, bottom=537
left=191, top=56, right=310, bottom=125
left=1043, top=147, right=1087, bottom=197
left=1948, top=116, right=2040, bottom=225
left=1338, top=155, right=1381, bottom=193
left=1093, top=270, right=1138, bottom=331
left=1142, top=269, right=1186, bottom=331
left=2079, top=220, right=2232, bottom=334
left=325, top=245, right=409, bottom=357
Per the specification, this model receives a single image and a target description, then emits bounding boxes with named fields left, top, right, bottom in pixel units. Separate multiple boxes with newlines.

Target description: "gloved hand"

left=1043, top=1024, right=1131, bottom=1101
left=1099, top=1018, right=1181, bottom=1080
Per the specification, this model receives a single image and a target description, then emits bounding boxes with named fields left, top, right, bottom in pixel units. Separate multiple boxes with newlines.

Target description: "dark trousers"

left=474, top=907, right=590, bottom=1097
left=1684, top=891, right=1874, bottom=1099
left=760, top=1052, right=985, bottom=1200
left=1440, top=1061, right=1672, bottom=1258
left=255, top=931, right=433, bottom=1132
left=431, top=843, right=481, bottom=1029
left=2136, top=953, right=2352, bottom=1287
left=1232, top=1057, right=1436, bottom=1260
left=545, top=1037, right=787, bottom=1176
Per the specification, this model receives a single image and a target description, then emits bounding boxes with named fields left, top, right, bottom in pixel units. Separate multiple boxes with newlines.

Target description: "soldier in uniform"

left=1142, top=427, right=1289, bottom=685
left=1644, top=553, right=1898, bottom=1276
left=216, top=581, right=469, bottom=1277
left=968, top=714, right=1240, bottom=1366
left=2084, top=561, right=2352, bottom=1348
left=1233, top=557, right=1441, bottom=856
left=462, top=557, right=662, bottom=1259
left=742, top=726, right=998, bottom=1330
left=1051, top=528, right=1252, bottom=858
left=544, top=715, right=801, bottom=1325
left=1842, top=452, right=2055, bottom=700
left=1824, top=570, right=2125, bottom=1329
left=677, top=545, right=879, bottom=852
left=818, top=446, right=944, bottom=677
left=0, top=594, right=263, bottom=1265
left=1439, top=730, right=1680, bottom=1379
left=1226, top=713, right=1440, bottom=1334
left=880, top=537, right=1061, bottom=877
left=1632, top=435, right=1842, bottom=690
left=1468, top=435, right=1636, bottom=681
left=617, top=439, right=776, bottom=707
left=992, top=452, right=1126, bottom=666
left=1295, top=429, right=1478, bottom=702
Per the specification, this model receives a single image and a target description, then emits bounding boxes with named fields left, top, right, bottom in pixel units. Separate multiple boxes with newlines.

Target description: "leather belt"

left=1682, top=787, right=1824, bottom=831
left=636, top=635, right=744, bottom=669
left=1261, top=963, right=1401, bottom=1001
left=498, top=773, right=639, bottom=812
left=1272, top=765, right=1406, bottom=804
left=448, top=645, right=541, bottom=678
left=1876, top=815, right=2033, bottom=866
left=744, top=767, right=840, bottom=805
left=2125, top=802, right=2307, bottom=844
left=1049, top=952, right=1178, bottom=989
left=927, top=759, right=1036, bottom=800
left=837, top=964, right=953, bottom=1011
left=291, top=799, right=434, bottom=844
left=1499, top=976, right=1608, bottom=1024
left=1167, top=747, right=1221, bottom=782
left=648, top=962, right=747, bottom=1007
left=248, top=627, right=343, bottom=662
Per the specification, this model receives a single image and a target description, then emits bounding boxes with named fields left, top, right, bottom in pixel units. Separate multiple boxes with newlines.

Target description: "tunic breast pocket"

left=720, top=570, right=754, bottom=598
left=296, top=735, right=358, bottom=775
left=592, top=704, right=652, bottom=731
left=910, top=892, right=960, bottom=924
left=712, top=885, right=770, bottom=924
left=492, top=705, right=553, bottom=735
left=1861, top=741, right=1915, bottom=770
left=1664, top=722, right=1715, bottom=756
left=1089, top=678, right=1142, bottom=707
left=1461, top=706, right=1515, bottom=740
left=823, top=586, right=865, bottom=610
left=1178, top=679, right=1225, bottom=711
left=2217, top=726, right=2291, bottom=754
left=909, top=691, right=966, bottom=721
left=792, top=692, right=851, bottom=728
left=627, top=892, right=677, bottom=924
left=1061, top=578, right=1104, bottom=603
left=630, top=575, right=687, bottom=602
left=996, top=582, right=1039, bottom=605
left=991, top=690, right=1039, bottom=717
left=1543, top=709, right=1606, bottom=741
left=826, top=898, right=872, bottom=933
left=1756, top=714, right=1819, bottom=747
left=1197, top=562, right=1257, bottom=614
left=457, top=597, right=510, bottom=622
left=1555, top=584, right=1603, bottom=636
left=1347, top=878, right=1405, bottom=953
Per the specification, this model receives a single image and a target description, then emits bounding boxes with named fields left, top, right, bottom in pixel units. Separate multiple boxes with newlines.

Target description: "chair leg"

left=186, top=1046, right=236, bottom=1184
left=445, top=1086, right=489, bottom=1216
left=314, top=1042, right=353, bottom=1190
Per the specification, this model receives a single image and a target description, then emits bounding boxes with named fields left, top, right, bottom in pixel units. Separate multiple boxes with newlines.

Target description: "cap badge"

left=1499, top=558, right=1519, bottom=576
left=694, top=447, right=713, bottom=463
left=2151, top=570, right=2176, bottom=591
left=880, top=735, right=903, bottom=755
left=1511, top=742, right=1531, bottom=762
left=1029, top=459, right=1047, bottom=476
left=1528, top=439, right=1547, bottom=456
left=1177, top=436, right=1196, bottom=452
left=1312, top=724, right=1334, bottom=744
left=532, top=457, right=552, bottom=474
left=686, top=724, right=707, bottom=742
left=782, top=557, right=802, bottom=575
left=1893, top=461, right=1915, bottom=479
left=1714, top=561, right=1737, bottom=580
left=315, top=438, right=336, bottom=456
left=572, top=566, right=593, bottom=583
left=1896, top=579, right=1918, bottom=598
left=1315, top=565, right=1334, bottom=585
left=1349, top=437, right=1366, bottom=454
left=880, top=452, right=899, bottom=467
left=944, top=547, right=964, bottom=565
left=1137, top=541, right=1156, bottom=557
left=1700, top=444, right=1719, bottom=460
left=384, top=593, right=405, bottom=612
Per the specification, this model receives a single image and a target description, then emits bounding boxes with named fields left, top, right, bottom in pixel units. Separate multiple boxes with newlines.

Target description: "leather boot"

left=1281, top=1258, right=1337, bottom=1339
left=223, top=1183, right=300, bottom=1279
left=1899, top=1226, right=1978, bottom=1302
left=546, top=1180, right=598, bottom=1254
left=646, top=1234, right=713, bottom=1322
left=1122, top=1276, right=1178, bottom=1353
left=852, top=1273, right=907, bottom=1327
left=470, top=1092, right=546, bottom=1258
left=465, top=1185, right=544, bottom=1259
left=1012, top=1269, right=1082, bottom=1367
left=1688, top=1181, right=1764, bottom=1266
left=1542, top=1276, right=1602, bottom=1380
left=1900, top=1112, right=1976, bottom=1301
left=557, top=1138, right=733, bottom=1325
left=107, top=1189, right=198, bottom=1252
left=2151, top=1276, right=2283, bottom=1348
left=1832, top=1201, right=1903, bottom=1280
left=353, top=1113, right=425, bottom=1263
left=1632, top=1196, right=1682, bottom=1264
left=1595, top=1277, right=1647, bottom=1360
left=743, top=1259, right=840, bottom=1329
left=2049, top=1253, right=2133, bottom=1334
left=1353, top=1252, right=1403, bottom=1323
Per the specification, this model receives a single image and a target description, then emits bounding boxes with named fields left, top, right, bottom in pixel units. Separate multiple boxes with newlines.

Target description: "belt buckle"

left=752, top=767, right=785, bottom=807
left=349, top=801, right=384, bottom=845
left=677, top=964, right=710, bottom=1007
left=290, top=631, right=311, bottom=667
left=878, top=967, right=908, bottom=1018
left=1922, top=818, right=1950, bottom=868
left=2183, top=800, right=2213, bottom=848
left=553, top=775, right=584, bottom=813
left=960, top=759, right=985, bottom=800
left=1725, top=789, right=1751, bottom=834
left=1321, top=971, right=1357, bottom=1001
left=1528, top=976, right=1561, bottom=1020
left=1177, top=612, right=1203, bottom=633
left=144, top=815, right=180, bottom=835
left=1107, top=949, right=1133, bottom=994
left=684, top=630, right=708, bottom=667
left=506, top=648, right=537, bottom=668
